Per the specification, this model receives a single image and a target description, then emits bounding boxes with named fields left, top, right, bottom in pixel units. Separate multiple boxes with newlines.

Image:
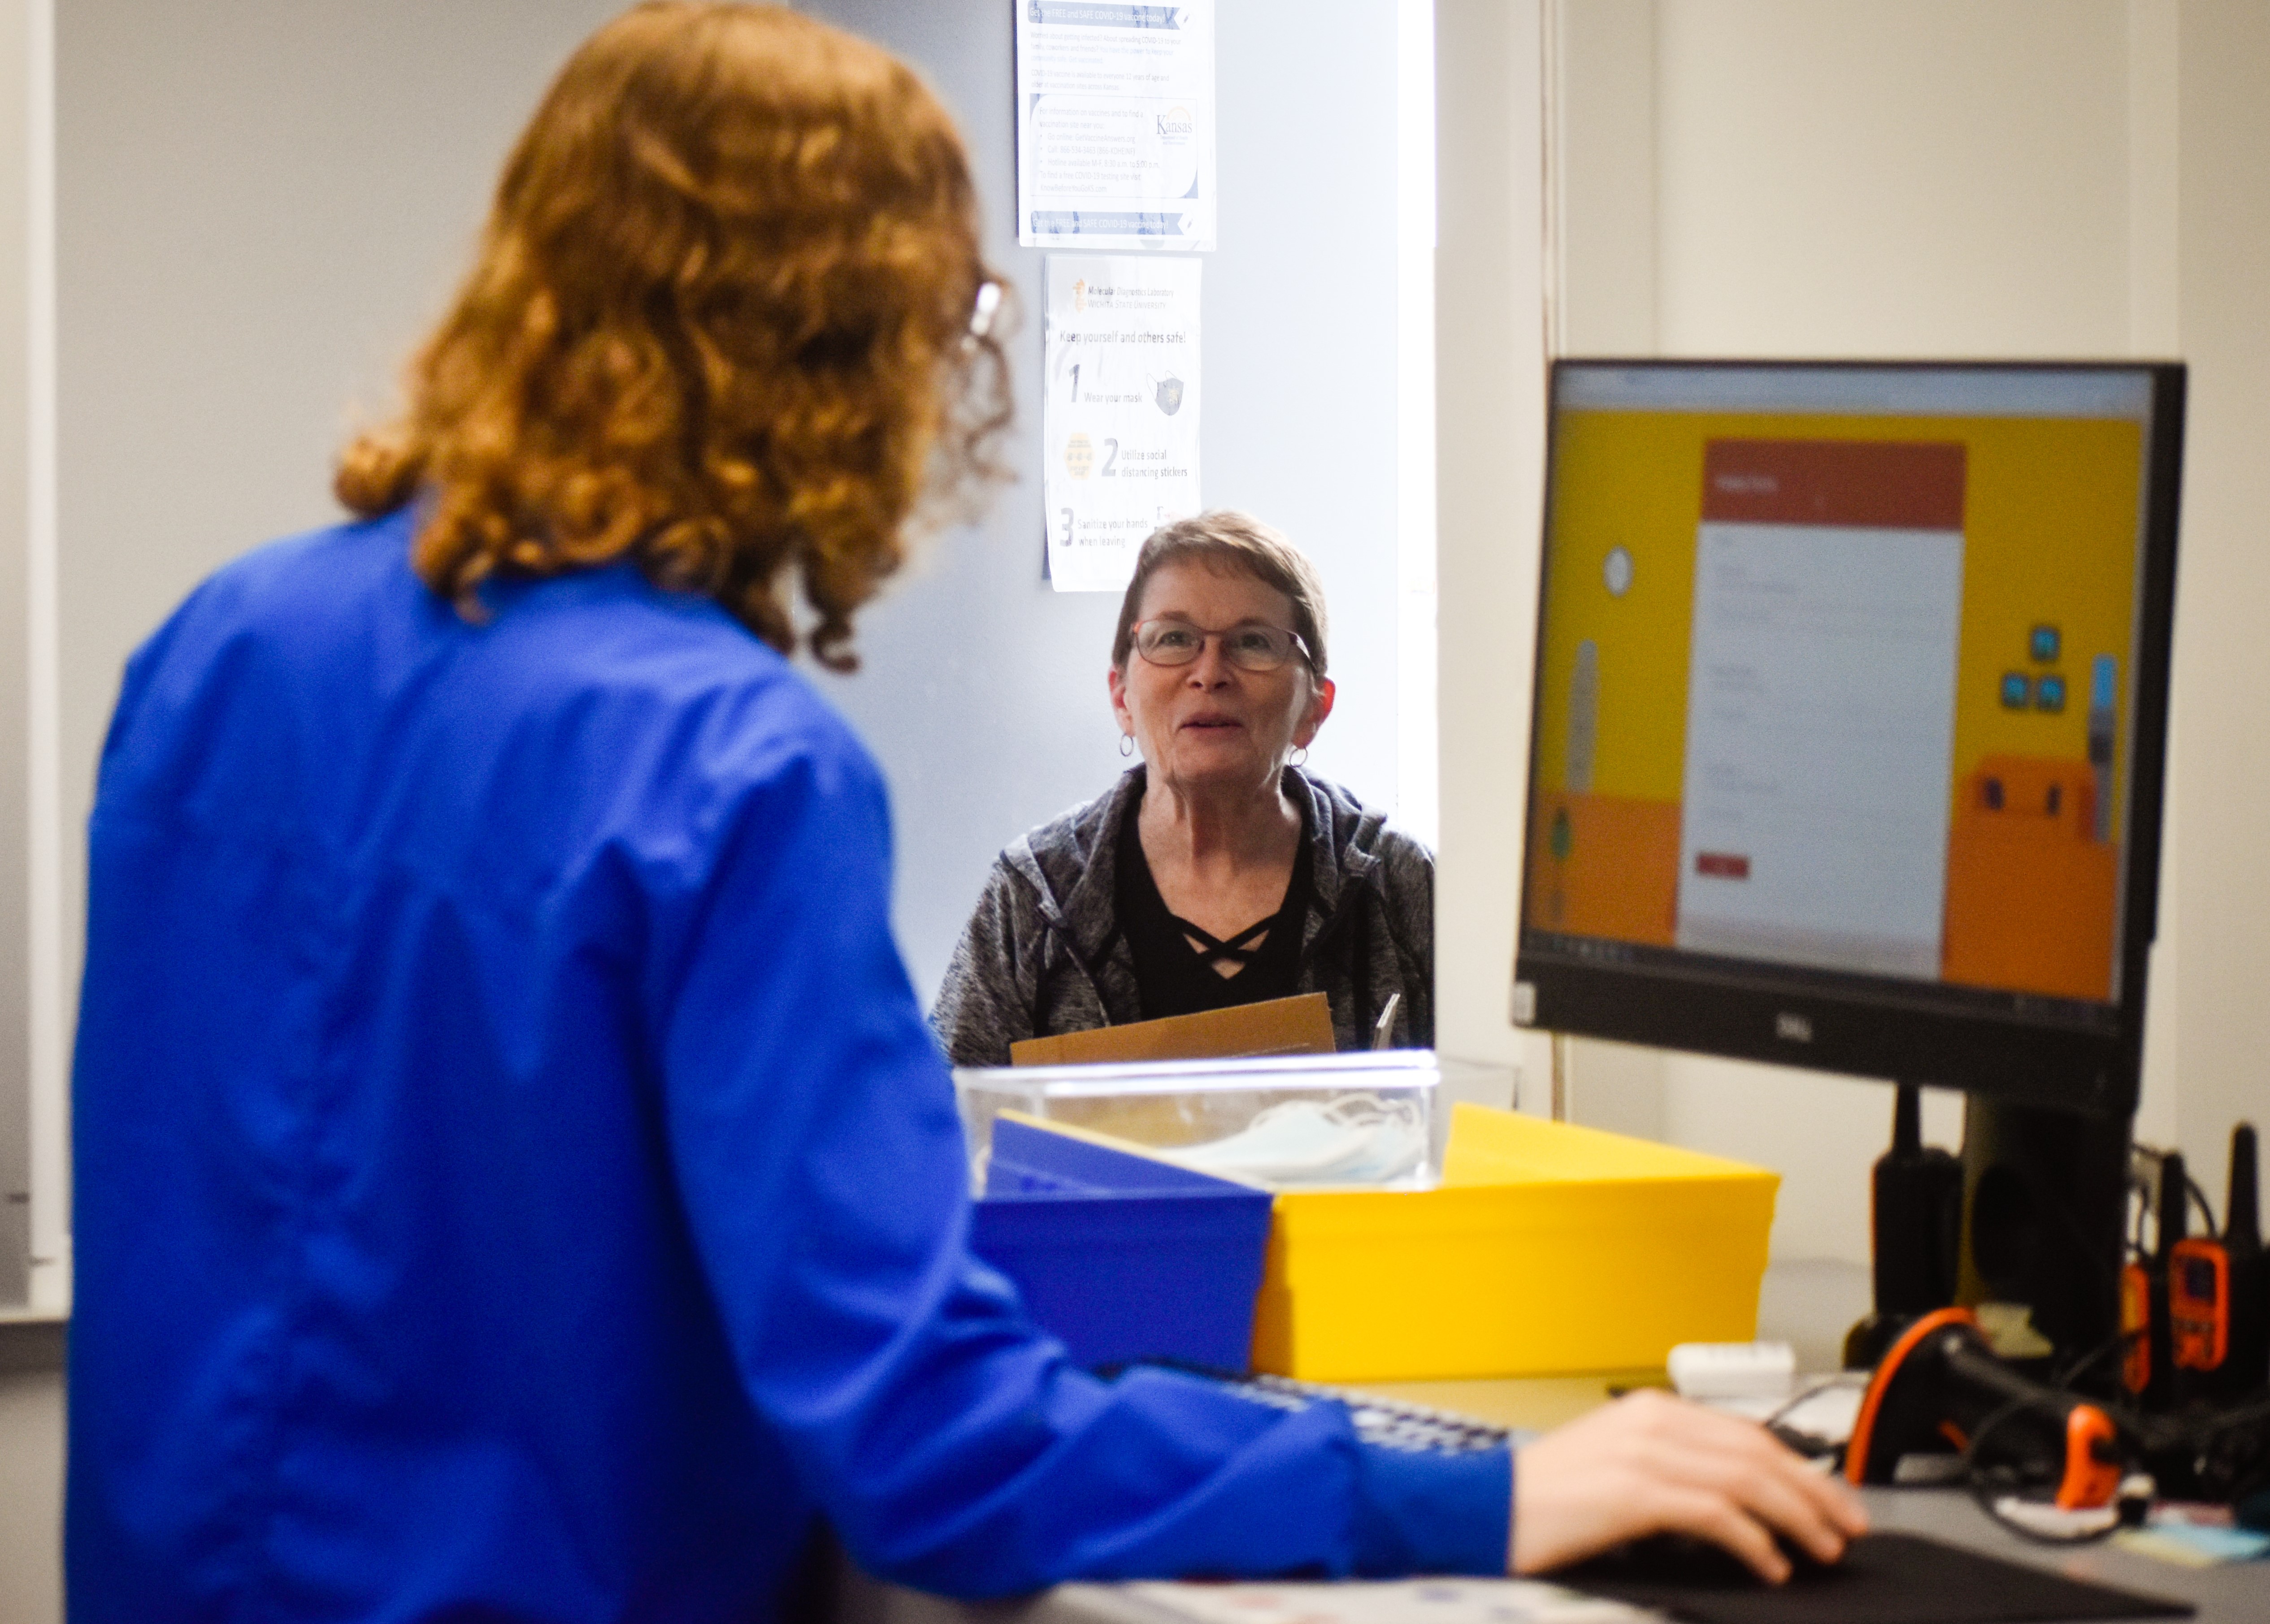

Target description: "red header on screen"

left=1701, top=439, right=1967, bottom=529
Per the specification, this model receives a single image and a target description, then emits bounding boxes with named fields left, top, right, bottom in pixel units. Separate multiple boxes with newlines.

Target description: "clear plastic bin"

left=953, top=1051, right=1484, bottom=1193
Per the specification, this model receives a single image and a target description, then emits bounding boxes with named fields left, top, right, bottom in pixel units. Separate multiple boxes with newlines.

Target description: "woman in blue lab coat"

left=65, top=6, right=1862, bottom=1620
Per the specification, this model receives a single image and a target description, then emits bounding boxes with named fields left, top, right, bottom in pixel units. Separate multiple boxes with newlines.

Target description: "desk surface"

left=842, top=1488, right=2255, bottom=1624
left=837, top=1275, right=2261, bottom=1624
left=837, top=1380, right=2259, bottom=1624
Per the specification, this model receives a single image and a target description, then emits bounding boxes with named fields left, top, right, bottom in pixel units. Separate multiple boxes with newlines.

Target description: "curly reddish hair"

left=336, top=2, right=1009, bottom=669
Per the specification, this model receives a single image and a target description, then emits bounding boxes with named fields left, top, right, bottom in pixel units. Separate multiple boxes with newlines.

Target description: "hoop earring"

left=1289, top=746, right=1309, bottom=768
left=1119, top=733, right=1136, bottom=758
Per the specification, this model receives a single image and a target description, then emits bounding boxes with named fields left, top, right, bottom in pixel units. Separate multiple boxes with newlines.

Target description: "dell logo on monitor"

left=1775, top=1013, right=1814, bottom=1043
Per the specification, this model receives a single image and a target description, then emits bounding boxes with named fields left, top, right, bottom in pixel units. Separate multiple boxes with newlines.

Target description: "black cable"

left=2186, top=1173, right=2220, bottom=1241
left=1761, top=1373, right=1866, bottom=1431
left=2053, top=1325, right=2136, bottom=1394
left=1959, top=1390, right=2124, bottom=1546
left=2147, top=1390, right=2270, bottom=1449
left=2131, top=1151, right=2217, bottom=1251
left=1944, top=1324, right=2148, bottom=1544
left=2124, top=1390, right=2270, bottom=1507
left=1756, top=1374, right=1867, bottom=1462
left=1927, top=1149, right=2269, bottom=1527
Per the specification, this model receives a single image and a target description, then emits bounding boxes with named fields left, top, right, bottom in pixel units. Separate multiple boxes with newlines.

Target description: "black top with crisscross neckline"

left=1114, top=790, right=1314, bottom=1020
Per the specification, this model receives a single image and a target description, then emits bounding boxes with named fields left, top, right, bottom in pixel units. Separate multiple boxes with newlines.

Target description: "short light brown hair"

left=334, top=2, right=1009, bottom=671
left=1111, top=511, right=1330, bottom=679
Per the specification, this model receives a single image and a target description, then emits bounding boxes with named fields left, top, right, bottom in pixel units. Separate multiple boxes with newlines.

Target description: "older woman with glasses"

left=934, top=510, right=1433, bottom=1065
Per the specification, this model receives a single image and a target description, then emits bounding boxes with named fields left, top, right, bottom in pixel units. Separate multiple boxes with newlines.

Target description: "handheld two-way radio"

left=2125, top=1127, right=2265, bottom=1406
left=2219, top=1123, right=2266, bottom=1397
left=2120, top=1258, right=2152, bottom=1396
left=2156, top=1129, right=2267, bottom=1392
left=2144, top=1150, right=2189, bottom=1408
left=2171, top=1236, right=2230, bottom=1374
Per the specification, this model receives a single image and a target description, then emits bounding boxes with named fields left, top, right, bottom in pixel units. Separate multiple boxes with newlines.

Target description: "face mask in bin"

left=1161, top=1094, right=1426, bottom=1187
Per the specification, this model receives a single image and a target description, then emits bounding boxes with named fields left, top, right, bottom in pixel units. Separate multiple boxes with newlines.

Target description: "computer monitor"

left=1514, top=360, right=2184, bottom=1122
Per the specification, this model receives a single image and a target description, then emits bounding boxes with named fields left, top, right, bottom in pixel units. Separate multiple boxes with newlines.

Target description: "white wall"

left=1651, top=1, right=2133, bottom=358
left=1433, top=0, right=1549, bottom=1095
left=0, top=1360, right=63, bottom=1624
left=804, top=0, right=1414, bottom=1000
left=2166, top=0, right=2270, bottom=1178
left=0, top=0, right=31, bottom=1308
left=48, top=0, right=626, bottom=1308
left=1541, top=0, right=2270, bottom=1264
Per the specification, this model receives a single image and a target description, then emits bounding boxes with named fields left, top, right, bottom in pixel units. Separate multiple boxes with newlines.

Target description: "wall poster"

left=1042, top=254, right=1201, bottom=592
left=1016, top=2, right=1216, bottom=252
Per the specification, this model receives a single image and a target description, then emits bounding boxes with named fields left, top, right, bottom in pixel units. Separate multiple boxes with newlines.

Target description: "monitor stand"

left=1847, top=1088, right=2131, bottom=1388
left=1953, top=1094, right=2130, bottom=1389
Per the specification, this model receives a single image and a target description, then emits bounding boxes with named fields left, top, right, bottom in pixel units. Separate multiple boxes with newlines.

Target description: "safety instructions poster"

left=1043, top=254, right=1200, bottom=592
left=1016, top=2, right=1216, bottom=252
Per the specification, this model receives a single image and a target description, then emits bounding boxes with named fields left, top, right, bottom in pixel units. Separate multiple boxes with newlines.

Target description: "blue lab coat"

left=67, top=510, right=1510, bottom=1623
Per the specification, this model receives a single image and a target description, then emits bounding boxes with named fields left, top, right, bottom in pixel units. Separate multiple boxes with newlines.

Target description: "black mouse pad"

left=1556, top=1530, right=2194, bottom=1624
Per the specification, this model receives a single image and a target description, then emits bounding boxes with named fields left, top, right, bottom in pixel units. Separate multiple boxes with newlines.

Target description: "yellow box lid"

left=1440, top=1101, right=1775, bottom=1187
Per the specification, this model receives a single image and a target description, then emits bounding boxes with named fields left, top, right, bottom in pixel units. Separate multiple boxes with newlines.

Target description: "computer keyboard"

left=1118, top=1363, right=1515, bottom=1455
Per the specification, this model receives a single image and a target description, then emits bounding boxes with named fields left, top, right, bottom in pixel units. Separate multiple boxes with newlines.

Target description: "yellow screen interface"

left=1526, top=365, right=2157, bottom=1014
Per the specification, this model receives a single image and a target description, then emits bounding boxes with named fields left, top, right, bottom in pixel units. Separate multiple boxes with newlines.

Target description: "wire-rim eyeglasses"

left=1132, top=617, right=1314, bottom=674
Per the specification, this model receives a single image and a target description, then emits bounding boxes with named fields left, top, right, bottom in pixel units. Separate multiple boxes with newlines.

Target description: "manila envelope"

left=1009, top=992, right=1336, bottom=1067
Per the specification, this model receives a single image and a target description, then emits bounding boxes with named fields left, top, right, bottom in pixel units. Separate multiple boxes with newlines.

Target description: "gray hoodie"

left=930, top=767, right=1433, bottom=1067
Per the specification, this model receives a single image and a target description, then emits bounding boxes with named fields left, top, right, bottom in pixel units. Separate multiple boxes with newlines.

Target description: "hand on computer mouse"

left=1507, top=1388, right=1868, bottom=1582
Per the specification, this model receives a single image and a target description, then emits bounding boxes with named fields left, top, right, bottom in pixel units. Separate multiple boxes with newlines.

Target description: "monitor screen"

left=1515, top=360, right=2184, bottom=1115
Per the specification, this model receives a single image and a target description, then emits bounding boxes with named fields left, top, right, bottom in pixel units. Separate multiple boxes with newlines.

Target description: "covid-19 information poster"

left=1016, top=2, right=1216, bottom=252
left=1042, top=254, right=1200, bottom=592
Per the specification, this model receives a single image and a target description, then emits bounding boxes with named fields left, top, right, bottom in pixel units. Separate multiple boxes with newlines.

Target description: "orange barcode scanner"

left=1847, top=1308, right=2124, bottom=1511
